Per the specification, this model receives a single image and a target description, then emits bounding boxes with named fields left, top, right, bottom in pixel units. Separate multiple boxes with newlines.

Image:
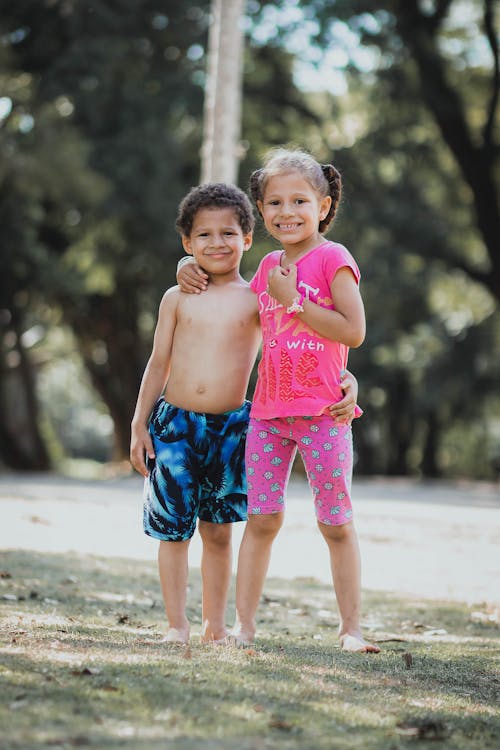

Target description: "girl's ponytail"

left=249, top=168, right=265, bottom=210
left=320, top=164, right=342, bottom=233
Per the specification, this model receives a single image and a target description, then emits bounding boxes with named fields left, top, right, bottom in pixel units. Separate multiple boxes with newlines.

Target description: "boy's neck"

left=204, top=267, right=244, bottom=286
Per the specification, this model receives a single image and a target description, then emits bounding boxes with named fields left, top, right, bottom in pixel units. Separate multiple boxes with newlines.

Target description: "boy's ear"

left=243, top=231, right=253, bottom=252
left=181, top=234, right=194, bottom=256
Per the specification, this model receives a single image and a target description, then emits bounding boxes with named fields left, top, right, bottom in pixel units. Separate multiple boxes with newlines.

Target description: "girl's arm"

left=130, top=289, right=178, bottom=476
left=176, top=256, right=208, bottom=294
left=267, top=264, right=365, bottom=347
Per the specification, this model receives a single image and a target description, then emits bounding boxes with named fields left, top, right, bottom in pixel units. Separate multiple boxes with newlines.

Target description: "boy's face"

left=181, top=207, right=252, bottom=276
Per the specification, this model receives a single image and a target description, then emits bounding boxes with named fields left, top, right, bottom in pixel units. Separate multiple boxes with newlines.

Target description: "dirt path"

left=1, top=473, right=498, bottom=605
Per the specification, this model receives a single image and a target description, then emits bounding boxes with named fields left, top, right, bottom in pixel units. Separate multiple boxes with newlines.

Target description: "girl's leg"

left=157, top=539, right=191, bottom=643
left=234, top=417, right=295, bottom=644
left=198, top=520, right=232, bottom=643
left=318, top=520, right=379, bottom=652
left=233, top=512, right=284, bottom=644
left=294, top=416, right=379, bottom=653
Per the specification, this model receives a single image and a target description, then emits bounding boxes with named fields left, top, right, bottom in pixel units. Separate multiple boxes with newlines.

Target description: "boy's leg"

left=233, top=512, right=284, bottom=644
left=145, top=401, right=203, bottom=643
left=317, top=521, right=379, bottom=652
left=158, top=539, right=191, bottom=643
left=198, top=520, right=232, bottom=643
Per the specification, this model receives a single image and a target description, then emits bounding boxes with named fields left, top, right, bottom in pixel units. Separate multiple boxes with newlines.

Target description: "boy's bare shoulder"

left=157, top=285, right=181, bottom=314
left=160, top=285, right=181, bottom=302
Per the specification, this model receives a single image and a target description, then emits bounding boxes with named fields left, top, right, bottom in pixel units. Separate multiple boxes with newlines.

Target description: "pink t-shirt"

left=250, top=240, right=363, bottom=420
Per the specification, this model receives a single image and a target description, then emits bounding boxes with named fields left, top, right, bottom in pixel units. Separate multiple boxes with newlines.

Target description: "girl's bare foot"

left=200, top=630, right=229, bottom=645
left=162, top=627, right=190, bottom=644
left=228, top=626, right=255, bottom=647
left=201, top=636, right=229, bottom=645
left=340, top=632, right=380, bottom=653
left=200, top=619, right=230, bottom=645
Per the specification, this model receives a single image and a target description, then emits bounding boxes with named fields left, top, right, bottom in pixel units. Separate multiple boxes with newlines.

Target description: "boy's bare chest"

left=176, top=291, right=256, bottom=335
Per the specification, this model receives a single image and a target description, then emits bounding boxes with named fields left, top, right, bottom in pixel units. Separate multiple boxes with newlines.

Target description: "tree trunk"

left=0, top=316, right=51, bottom=471
left=395, top=0, right=500, bottom=301
left=420, top=411, right=441, bottom=478
left=201, top=0, right=246, bottom=184
left=68, top=293, right=146, bottom=462
left=386, top=371, right=413, bottom=475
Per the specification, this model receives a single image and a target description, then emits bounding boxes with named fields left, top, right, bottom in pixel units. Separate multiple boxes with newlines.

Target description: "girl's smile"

left=257, top=171, right=331, bottom=258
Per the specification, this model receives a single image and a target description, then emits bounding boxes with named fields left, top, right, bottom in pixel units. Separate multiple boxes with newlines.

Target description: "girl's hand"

left=176, top=258, right=209, bottom=294
left=328, top=369, right=358, bottom=424
left=267, top=263, right=299, bottom=308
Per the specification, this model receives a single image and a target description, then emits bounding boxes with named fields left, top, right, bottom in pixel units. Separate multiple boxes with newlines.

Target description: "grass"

left=1, top=550, right=499, bottom=750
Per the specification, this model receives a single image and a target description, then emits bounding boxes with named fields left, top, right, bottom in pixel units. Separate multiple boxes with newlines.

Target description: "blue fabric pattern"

left=143, top=399, right=250, bottom=541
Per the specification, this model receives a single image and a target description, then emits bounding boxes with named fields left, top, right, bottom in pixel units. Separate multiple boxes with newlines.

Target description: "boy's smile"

left=182, top=207, right=252, bottom=279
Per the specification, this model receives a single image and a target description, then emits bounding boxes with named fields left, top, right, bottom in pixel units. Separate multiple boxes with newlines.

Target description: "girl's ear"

left=319, top=195, right=332, bottom=221
left=181, top=234, right=194, bottom=256
left=256, top=200, right=264, bottom=217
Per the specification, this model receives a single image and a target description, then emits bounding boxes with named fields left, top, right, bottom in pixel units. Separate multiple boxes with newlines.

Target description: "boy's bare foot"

left=161, top=627, right=190, bottom=644
left=340, top=632, right=380, bottom=653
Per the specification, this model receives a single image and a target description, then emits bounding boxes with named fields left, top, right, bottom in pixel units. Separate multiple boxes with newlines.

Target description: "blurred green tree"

left=0, top=0, right=209, bottom=462
left=239, top=0, right=499, bottom=476
left=1, top=0, right=498, bottom=478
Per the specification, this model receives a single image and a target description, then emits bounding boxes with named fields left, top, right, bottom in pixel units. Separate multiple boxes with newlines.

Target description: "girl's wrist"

left=286, top=292, right=305, bottom=315
left=177, top=256, right=195, bottom=271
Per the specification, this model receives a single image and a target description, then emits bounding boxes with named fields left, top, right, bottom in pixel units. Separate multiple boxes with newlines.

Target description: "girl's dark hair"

left=249, top=148, right=342, bottom=233
left=176, top=183, right=255, bottom=236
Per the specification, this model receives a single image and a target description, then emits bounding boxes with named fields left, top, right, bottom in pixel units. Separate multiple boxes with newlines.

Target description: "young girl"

left=178, top=150, right=378, bottom=652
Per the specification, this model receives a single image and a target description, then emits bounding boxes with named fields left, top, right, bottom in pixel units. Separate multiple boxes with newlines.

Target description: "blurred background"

left=1, top=0, right=499, bottom=481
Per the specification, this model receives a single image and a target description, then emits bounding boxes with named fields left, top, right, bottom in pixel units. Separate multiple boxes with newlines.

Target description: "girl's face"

left=257, top=171, right=331, bottom=255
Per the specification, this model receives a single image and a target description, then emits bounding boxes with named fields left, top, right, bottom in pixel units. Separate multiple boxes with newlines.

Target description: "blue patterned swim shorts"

left=143, top=399, right=250, bottom=541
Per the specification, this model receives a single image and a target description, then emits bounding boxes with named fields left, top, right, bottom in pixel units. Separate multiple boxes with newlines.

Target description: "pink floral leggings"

left=245, top=415, right=354, bottom=526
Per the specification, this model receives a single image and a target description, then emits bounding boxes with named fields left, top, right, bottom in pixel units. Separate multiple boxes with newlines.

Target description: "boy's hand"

left=130, top=423, right=155, bottom=477
left=177, top=258, right=208, bottom=294
left=328, top=370, right=358, bottom=424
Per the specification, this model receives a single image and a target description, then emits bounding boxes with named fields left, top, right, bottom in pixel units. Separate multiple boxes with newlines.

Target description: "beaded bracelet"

left=286, top=293, right=305, bottom=315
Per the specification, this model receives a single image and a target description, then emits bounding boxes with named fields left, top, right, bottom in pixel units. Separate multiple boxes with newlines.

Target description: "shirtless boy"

left=130, top=183, right=357, bottom=644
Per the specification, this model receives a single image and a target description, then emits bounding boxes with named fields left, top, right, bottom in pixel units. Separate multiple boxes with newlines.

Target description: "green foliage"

left=1, top=0, right=498, bottom=476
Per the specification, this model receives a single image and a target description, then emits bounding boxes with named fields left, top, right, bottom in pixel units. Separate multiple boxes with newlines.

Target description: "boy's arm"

left=130, top=289, right=178, bottom=477
left=176, top=256, right=208, bottom=294
left=328, top=369, right=359, bottom=424
left=267, top=264, right=365, bottom=348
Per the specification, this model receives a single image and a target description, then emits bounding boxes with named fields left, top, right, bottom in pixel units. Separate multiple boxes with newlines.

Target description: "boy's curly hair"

left=175, top=183, right=255, bottom=237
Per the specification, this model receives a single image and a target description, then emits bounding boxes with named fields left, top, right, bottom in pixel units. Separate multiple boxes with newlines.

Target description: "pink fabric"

left=245, top=415, right=354, bottom=525
left=250, top=240, right=362, bottom=420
